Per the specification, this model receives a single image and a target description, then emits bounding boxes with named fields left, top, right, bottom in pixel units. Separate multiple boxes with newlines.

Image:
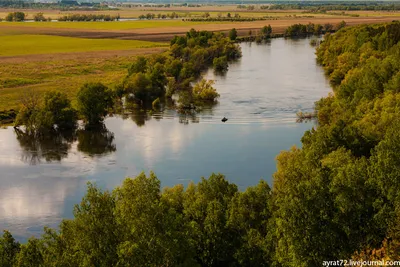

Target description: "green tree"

left=128, top=56, right=147, bottom=75
left=228, top=181, right=273, bottom=266
left=77, top=83, right=114, bottom=126
left=43, top=91, right=77, bottom=130
left=261, top=25, right=272, bottom=38
left=192, top=79, right=220, bottom=101
left=33, top=12, right=46, bottom=21
left=336, top=20, right=347, bottom=30
left=15, top=238, right=43, bottom=267
left=59, top=183, right=119, bottom=267
left=0, top=230, right=20, bottom=267
left=213, top=56, right=228, bottom=72
left=228, top=28, right=237, bottom=41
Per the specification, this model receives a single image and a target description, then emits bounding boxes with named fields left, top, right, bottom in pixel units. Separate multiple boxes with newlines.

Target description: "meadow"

left=0, top=34, right=167, bottom=56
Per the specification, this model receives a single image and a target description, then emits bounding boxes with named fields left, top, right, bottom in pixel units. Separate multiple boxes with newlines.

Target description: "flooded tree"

left=77, top=83, right=114, bottom=126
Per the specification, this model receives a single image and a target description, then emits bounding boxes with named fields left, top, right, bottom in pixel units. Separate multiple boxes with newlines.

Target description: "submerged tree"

left=15, top=90, right=77, bottom=135
left=192, top=79, right=220, bottom=102
left=77, top=83, right=114, bottom=126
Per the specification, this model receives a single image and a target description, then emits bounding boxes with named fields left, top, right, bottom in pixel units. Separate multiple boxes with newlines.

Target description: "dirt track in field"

left=1, top=16, right=398, bottom=42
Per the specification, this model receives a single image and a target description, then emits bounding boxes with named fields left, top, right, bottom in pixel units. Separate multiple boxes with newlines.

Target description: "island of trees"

left=1, top=21, right=400, bottom=266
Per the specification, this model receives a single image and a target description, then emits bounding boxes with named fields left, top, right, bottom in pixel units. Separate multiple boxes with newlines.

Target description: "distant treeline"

left=268, top=1, right=400, bottom=11
left=284, top=21, right=345, bottom=37
left=0, top=0, right=112, bottom=10
left=138, top=12, right=180, bottom=19
left=185, top=17, right=271, bottom=22
left=58, top=13, right=120, bottom=21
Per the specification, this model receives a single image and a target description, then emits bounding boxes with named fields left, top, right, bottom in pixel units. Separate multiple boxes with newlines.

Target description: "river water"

left=0, top=37, right=331, bottom=241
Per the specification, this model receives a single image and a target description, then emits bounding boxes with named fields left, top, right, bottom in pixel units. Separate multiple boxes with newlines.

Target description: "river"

left=0, top=37, right=331, bottom=241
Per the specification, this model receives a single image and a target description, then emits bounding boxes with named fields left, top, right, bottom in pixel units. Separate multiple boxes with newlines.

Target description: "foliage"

left=42, top=91, right=78, bottom=130
left=260, top=25, right=272, bottom=38
left=33, top=12, right=47, bottom=22
left=14, top=91, right=77, bottom=134
left=213, top=56, right=228, bottom=72
left=2, top=173, right=272, bottom=266
left=5, top=12, right=25, bottom=21
left=58, top=13, right=120, bottom=21
left=284, top=22, right=324, bottom=37
left=125, top=29, right=241, bottom=104
left=271, top=21, right=400, bottom=265
left=0, top=230, right=20, bottom=267
left=228, top=28, right=237, bottom=41
left=77, top=83, right=114, bottom=125
left=192, top=79, right=220, bottom=102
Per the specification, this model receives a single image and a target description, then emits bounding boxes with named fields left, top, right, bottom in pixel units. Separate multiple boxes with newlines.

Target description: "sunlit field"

left=0, top=34, right=167, bottom=56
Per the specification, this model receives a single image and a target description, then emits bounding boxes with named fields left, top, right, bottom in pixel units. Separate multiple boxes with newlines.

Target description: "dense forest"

left=1, top=22, right=400, bottom=266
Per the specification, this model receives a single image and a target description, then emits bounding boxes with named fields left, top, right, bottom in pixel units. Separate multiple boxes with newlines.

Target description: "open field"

left=0, top=35, right=167, bottom=56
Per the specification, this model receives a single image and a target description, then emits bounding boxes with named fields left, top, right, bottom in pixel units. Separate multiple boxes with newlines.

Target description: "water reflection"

left=77, top=126, right=116, bottom=157
left=15, top=129, right=76, bottom=165
left=123, top=97, right=218, bottom=127
left=15, top=125, right=116, bottom=164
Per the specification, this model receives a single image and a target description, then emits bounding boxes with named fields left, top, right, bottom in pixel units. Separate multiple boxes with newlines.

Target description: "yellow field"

left=0, top=34, right=167, bottom=56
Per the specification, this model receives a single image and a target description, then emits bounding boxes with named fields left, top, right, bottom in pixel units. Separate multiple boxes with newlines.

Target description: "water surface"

left=0, top=38, right=331, bottom=241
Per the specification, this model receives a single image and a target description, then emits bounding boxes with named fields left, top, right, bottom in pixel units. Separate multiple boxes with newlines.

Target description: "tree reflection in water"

left=77, top=125, right=116, bottom=156
left=15, top=128, right=76, bottom=165
left=15, top=124, right=116, bottom=164
left=123, top=97, right=218, bottom=127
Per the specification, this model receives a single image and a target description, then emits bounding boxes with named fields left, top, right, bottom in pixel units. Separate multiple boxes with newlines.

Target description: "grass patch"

left=0, top=34, right=167, bottom=56
left=0, top=78, right=39, bottom=88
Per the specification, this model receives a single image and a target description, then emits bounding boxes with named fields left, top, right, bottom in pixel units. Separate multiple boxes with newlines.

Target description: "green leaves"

left=77, top=82, right=114, bottom=126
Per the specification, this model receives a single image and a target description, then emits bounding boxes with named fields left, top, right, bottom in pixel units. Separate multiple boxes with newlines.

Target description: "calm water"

left=0, top=38, right=331, bottom=241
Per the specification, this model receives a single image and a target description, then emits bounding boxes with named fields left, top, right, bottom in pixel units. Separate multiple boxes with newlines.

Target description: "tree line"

left=58, top=14, right=120, bottom=22
left=268, top=2, right=400, bottom=11
left=284, top=21, right=346, bottom=37
left=138, top=12, right=180, bottom=20
left=2, top=22, right=400, bottom=265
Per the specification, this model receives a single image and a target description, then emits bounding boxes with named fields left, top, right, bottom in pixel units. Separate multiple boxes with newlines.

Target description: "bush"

left=33, top=13, right=46, bottom=21
left=14, top=91, right=77, bottom=134
left=5, top=12, right=25, bottom=22
left=192, top=79, right=220, bottom=101
left=213, top=56, right=228, bottom=72
left=229, top=28, right=237, bottom=41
